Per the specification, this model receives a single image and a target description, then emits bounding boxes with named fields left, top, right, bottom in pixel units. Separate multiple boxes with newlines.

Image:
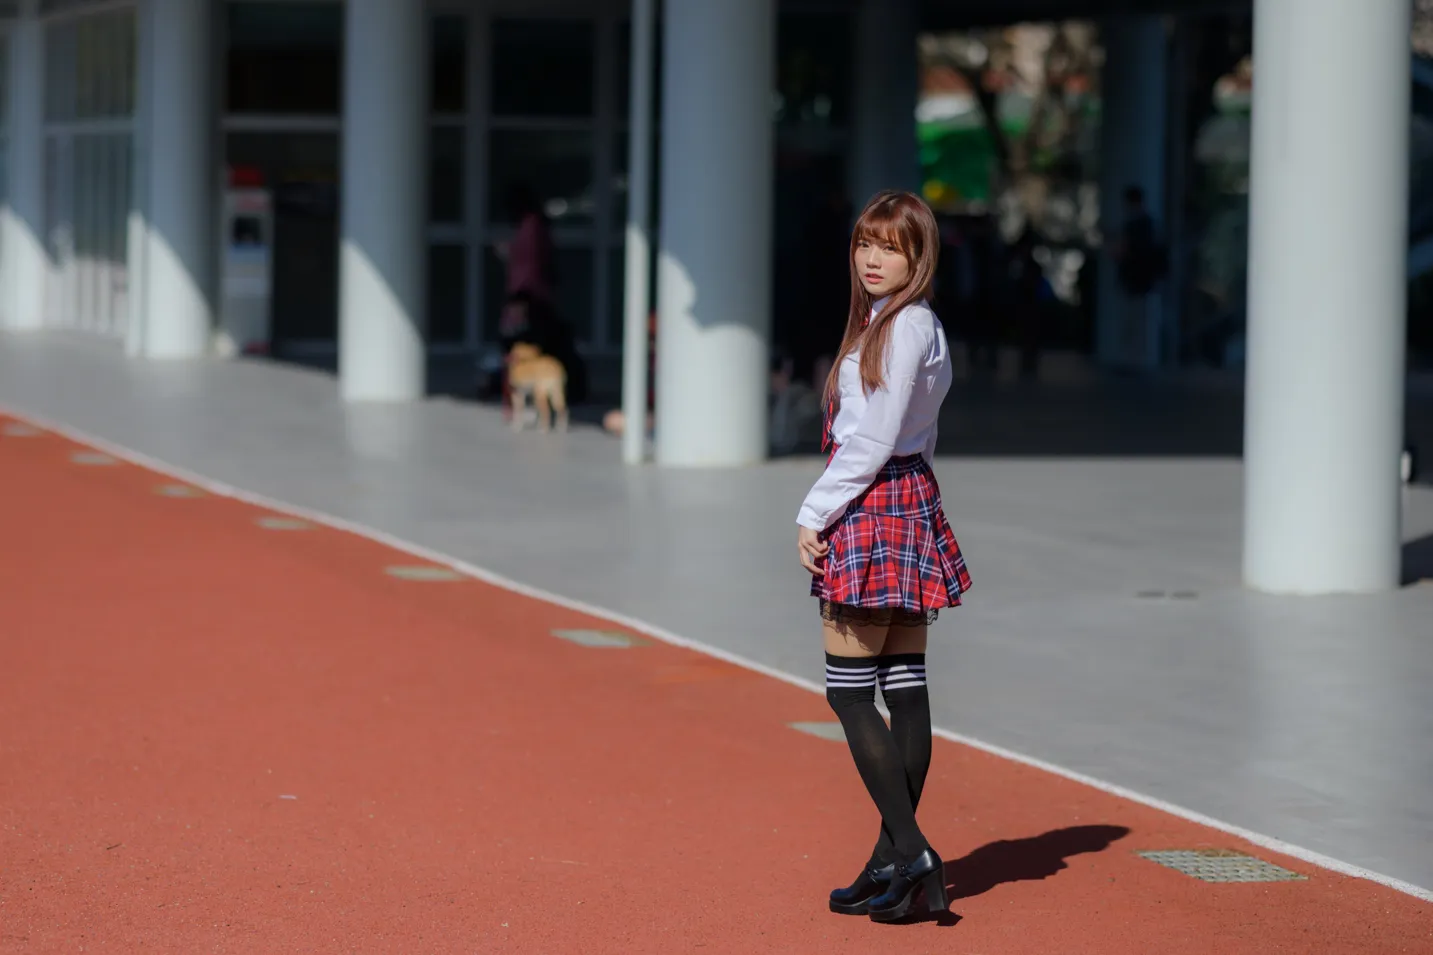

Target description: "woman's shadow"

left=895, top=824, right=1131, bottom=927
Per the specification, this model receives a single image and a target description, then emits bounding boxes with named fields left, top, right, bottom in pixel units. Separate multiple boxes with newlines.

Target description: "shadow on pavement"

left=887, top=823, right=1131, bottom=927
left=945, top=824, right=1132, bottom=901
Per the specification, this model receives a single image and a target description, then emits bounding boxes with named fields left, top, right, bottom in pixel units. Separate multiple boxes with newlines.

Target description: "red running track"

left=1, top=415, right=1429, bottom=953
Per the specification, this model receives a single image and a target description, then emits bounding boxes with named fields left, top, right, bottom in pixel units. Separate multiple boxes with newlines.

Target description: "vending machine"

left=215, top=166, right=274, bottom=357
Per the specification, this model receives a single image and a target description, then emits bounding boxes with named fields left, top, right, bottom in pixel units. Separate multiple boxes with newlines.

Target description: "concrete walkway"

left=2, top=331, right=1431, bottom=895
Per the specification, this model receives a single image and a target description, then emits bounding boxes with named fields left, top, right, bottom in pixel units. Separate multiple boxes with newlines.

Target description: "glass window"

left=432, top=14, right=466, bottom=114
left=491, top=20, right=594, bottom=117
left=227, top=2, right=343, bottom=115
left=41, top=9, right=140, bottom=121
left=428, top=244, right=467, bottom=344
left=0, top=32, right=9, bottom=131
left=430, top=126, right=464, bottom=224
left=483, top=244, right=596, bottom=344
left=776, top=12, right=852, bottom=129
left=552, top=247, right=596, bottom=344
left=482, top=248, right=503, bottom=339
left=45, top=20, right=76, bottom=121
left=74, top=15, right=97, bottom=119
left=488, top=129, right=595, bottom=225
left=606, top=246, right=626, bottom=349
left=71, top=9, right=135, bottom=121
left=227, top=131, right=341, bottom=342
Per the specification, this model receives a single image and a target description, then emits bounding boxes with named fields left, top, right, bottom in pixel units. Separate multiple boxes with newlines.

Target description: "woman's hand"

left=798, top=525, right=829, bottom=576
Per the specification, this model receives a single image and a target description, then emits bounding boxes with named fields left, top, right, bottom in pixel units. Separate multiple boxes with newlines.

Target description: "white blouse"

left=796, top=299, right=951, bottom=531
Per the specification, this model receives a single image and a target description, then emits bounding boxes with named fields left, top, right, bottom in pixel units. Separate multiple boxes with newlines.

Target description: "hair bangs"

left=853, top=207, right=911, bottom=256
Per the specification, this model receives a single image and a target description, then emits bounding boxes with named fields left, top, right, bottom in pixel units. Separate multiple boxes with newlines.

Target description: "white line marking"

left=4, top=401, right=1430, bottom=904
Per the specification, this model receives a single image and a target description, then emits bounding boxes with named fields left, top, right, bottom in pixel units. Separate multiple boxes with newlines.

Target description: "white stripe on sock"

left=878, top=665, right=926, bottom=677
left=880, top=678, right=927, bottom=691
left=826, top=668, right=877, bottom=689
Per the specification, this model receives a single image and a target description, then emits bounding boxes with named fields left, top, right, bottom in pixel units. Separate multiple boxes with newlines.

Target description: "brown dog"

left=506, top=342, right=568, bottom=433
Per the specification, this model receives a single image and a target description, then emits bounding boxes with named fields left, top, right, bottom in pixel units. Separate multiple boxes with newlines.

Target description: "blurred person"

left=795, top=191, right=972, bottom=923
left=964, top=215, right=1003, bottom=372
left=1009, top=227, right=1046, bottom=379
left=500, top=183, right=556, bottom=303
left=1113, top=185, right=1166, bottom=299
left=493, top=185, right=560, bottom=417
left=1109, top=185, right=1169, bottom=365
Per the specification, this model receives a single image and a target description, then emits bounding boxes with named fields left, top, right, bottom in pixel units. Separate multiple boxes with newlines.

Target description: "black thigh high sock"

left=824, top=653, right=930, bottom=864
left=865, top=653, right=932, bottom=867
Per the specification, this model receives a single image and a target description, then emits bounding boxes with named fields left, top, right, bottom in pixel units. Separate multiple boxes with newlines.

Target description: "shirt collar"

left=871, top=295, right=892, bottom=317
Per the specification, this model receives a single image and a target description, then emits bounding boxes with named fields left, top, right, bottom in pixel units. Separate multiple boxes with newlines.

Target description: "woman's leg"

left=823, top=615, right=930, bottom=864
left=868, top=623, right=932, bottom=868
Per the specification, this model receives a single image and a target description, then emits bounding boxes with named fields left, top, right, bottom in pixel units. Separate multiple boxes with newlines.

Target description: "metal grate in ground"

left=385, top=565, right=465, bottom=582
left=551, top=629, right=646, bottom=648
left=1137, top=849, right=1307, bottom=883
left=787, top=721, right=846, bottom=742
left=256, top=516, right=314, bottom=531
left=156, top=484, right=203, bottom=498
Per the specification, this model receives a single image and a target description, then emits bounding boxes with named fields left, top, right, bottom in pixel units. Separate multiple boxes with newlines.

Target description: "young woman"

left=796, top=191, right=971, bottom=922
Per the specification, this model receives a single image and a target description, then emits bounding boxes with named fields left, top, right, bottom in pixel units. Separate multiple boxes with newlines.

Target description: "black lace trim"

left=819, top=600, right=938, bottom=628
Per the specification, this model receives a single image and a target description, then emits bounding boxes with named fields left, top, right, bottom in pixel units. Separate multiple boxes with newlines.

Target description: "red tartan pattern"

left=810, top=453, right=972, bottom=613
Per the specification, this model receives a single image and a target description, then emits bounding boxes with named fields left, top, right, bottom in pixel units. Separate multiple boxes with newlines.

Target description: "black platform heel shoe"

left=866, top=848, right=948, bottom=922
left=828, top=863, right=895, bottom=915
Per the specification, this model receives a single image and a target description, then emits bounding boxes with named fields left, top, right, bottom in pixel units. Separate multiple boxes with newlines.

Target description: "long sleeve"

left=797, top=317, right=931, bottom=531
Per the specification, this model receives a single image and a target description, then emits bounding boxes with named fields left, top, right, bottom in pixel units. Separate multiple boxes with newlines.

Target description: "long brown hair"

left=822, top=191, right=941, bottom=406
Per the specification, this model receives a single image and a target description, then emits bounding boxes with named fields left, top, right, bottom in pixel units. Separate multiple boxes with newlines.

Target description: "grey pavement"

left=2, top=331, right=1431, bottom=894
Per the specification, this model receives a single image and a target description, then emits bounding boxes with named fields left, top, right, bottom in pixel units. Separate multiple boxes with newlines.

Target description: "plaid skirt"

left=810, top=454, right=972, bottom=617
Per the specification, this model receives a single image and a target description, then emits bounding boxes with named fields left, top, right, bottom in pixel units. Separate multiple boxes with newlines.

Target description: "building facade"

left=0, top=0, right=1418, bottom=594
left=0, top=0, right=882, bottom=382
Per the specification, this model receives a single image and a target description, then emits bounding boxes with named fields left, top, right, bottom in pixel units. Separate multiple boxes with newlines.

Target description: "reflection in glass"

left=488, top=129, right=595, bottom=225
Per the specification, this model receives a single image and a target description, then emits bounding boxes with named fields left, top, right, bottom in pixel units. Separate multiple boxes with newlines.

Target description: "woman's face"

left=854, top=233, right=911, bottom=299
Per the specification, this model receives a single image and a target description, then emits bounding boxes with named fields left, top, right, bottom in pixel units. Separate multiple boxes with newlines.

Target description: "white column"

left=124, top=0, right=154, bottom=356
left=654, top=0, right=775, bottom=467
left=1242, top=0, right=1409, bottom=594
left=2, top=0, right=46, bottom=332
left=621, top=0, right=657, bottom=464
left=850, top=0, right=921, bottom=208
left=142, top=0, right=214, bottom=359
left=338, top=0, right=428, bottom=403
left=1095, top=15, right=1168, bottom=369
